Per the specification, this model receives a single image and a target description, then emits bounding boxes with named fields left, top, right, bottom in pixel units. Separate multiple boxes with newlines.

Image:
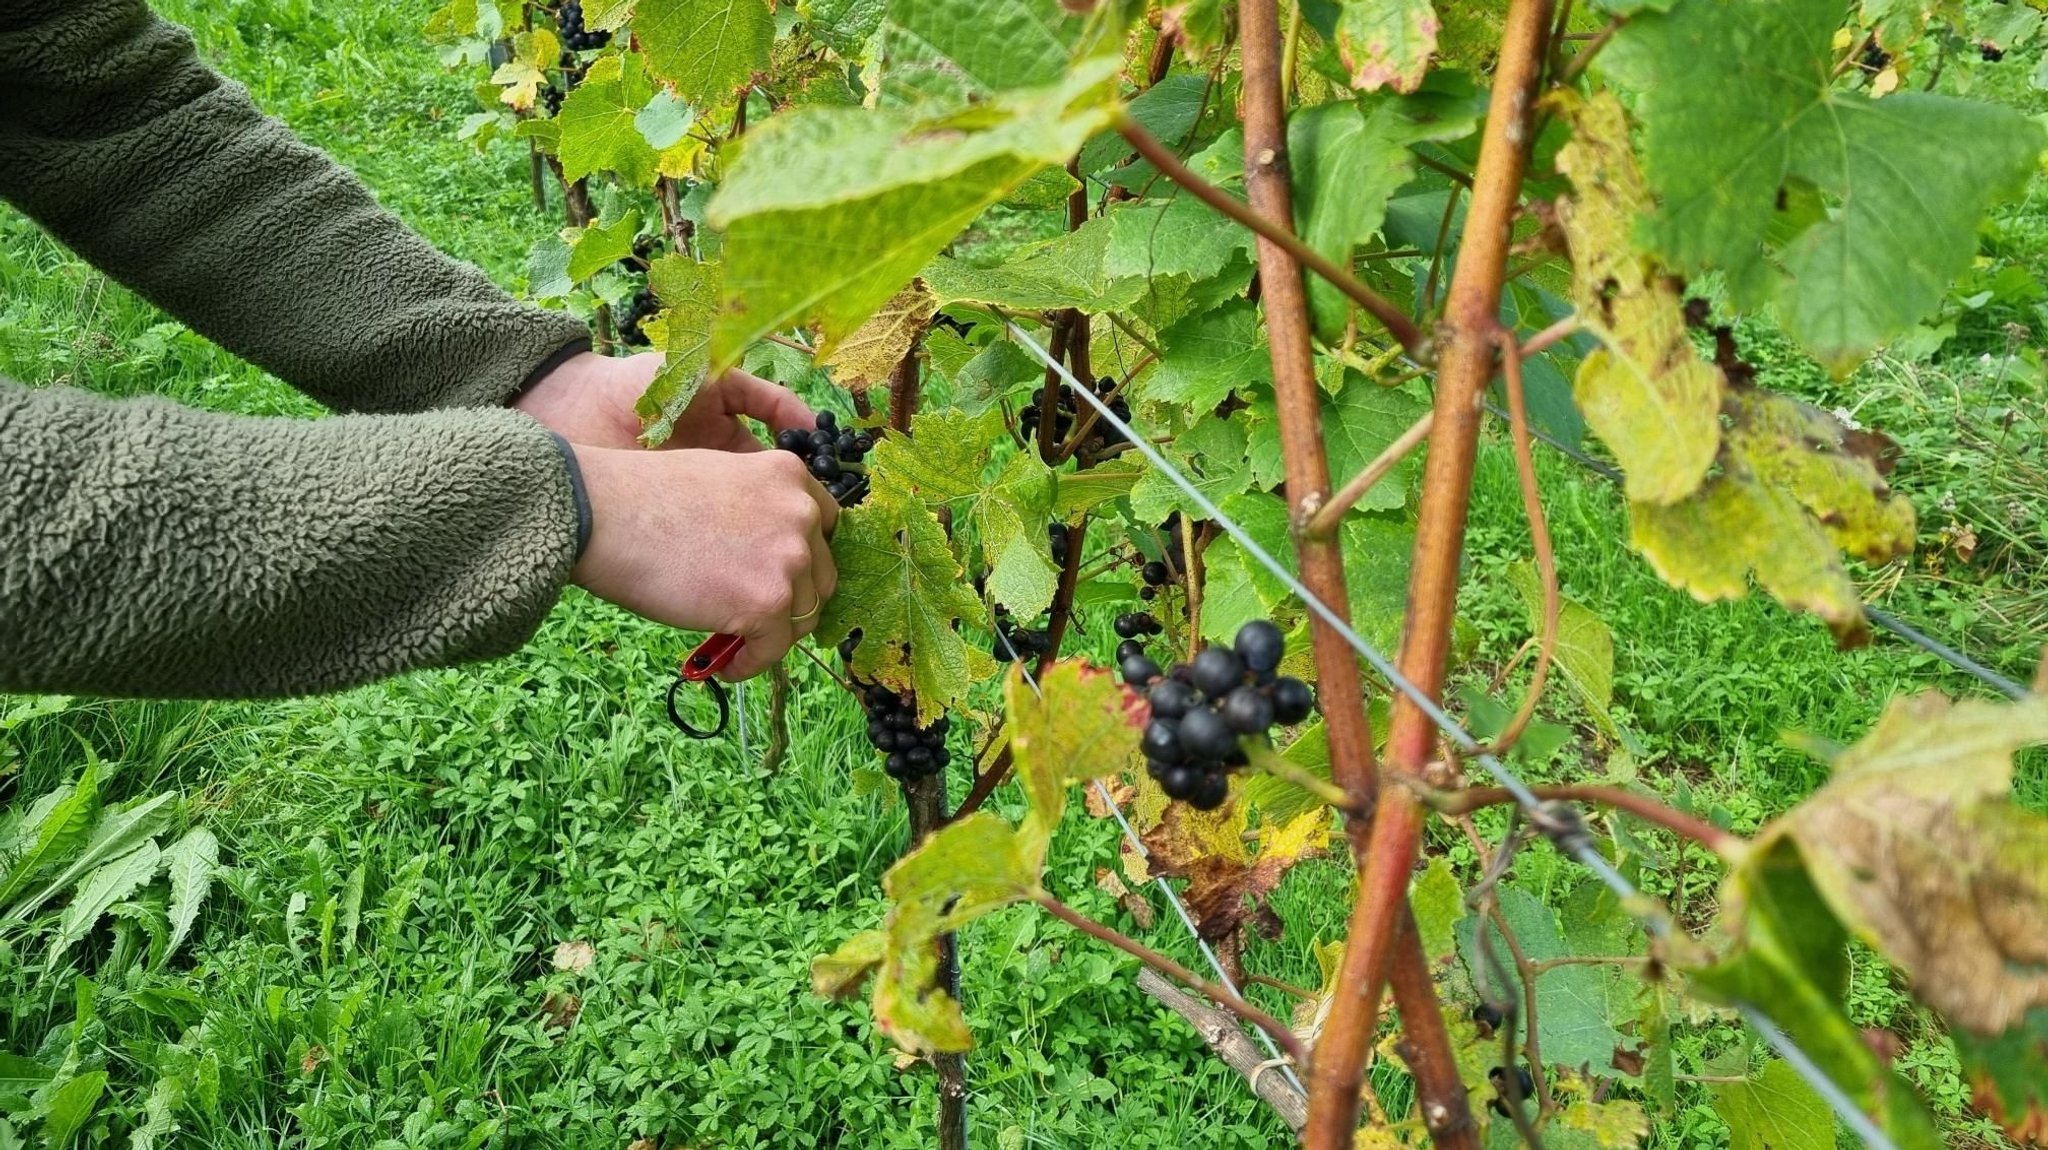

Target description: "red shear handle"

left=680, top=631, right=748, bottom=681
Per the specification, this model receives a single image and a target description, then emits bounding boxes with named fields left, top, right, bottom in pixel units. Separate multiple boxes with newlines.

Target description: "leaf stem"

left=1479, top=335, right=1559, bottom=757
left=1033, top=891, right=1308, bottom=1066
left=1116, top=119, right=1432, bottom=362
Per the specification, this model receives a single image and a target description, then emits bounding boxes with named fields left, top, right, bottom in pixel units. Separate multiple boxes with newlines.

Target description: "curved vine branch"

left=1427, top=782, right=1739, bottom=855
left=1116, top=119, right=1432, bottom=362
left=1482, top=335, right=1559, bottom=757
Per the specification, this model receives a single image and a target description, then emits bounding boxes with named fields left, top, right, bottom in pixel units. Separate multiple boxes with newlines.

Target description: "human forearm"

left=0, top=0, right=588, bottom=415
left=0, top=380, right=580, bottom=698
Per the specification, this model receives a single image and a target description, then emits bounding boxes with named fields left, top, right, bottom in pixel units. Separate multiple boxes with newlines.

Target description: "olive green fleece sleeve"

left=0, top=0, right=590, bottom=414
left=0, top=379, right=583, bottom=698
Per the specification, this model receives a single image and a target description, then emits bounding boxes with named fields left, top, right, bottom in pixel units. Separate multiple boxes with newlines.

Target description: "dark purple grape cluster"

left=774, top=410, right=872, bottom=506
left=1121, top=620, right=1316, bottom=811
left=1981, top=40, right=2006, bottom=62
left=540, top=84, right=564, bottom=116
left=1020, top=378, right=1130, bottom=452
left=1138, top=555, right=1177, bottom=601
left=558, top=1, right=610, bottom=50
left=617, top=287, right=657, bottom=347
left=1114, top=611, right=1164, bottom=642
left=991, top=604, right=1051, bottom=662
left=837, top=632, right=950, bottom=781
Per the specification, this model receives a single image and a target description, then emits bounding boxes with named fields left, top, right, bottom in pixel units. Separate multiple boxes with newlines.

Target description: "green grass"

left=2, top=2, right=2043, bottom=1148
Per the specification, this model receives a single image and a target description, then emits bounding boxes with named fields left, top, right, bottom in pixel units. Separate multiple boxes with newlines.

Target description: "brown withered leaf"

left=1094, top=865, right=1156, bottom=930
left=820, top=279, right=937, bottom=393
left=1139, top=799, right=1329, bottom=945
left=552, top=939, right=595, bottom=974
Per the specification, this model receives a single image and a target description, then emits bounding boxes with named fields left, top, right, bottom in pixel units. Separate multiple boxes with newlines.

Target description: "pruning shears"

left=665, top=471, right=868, bottom=740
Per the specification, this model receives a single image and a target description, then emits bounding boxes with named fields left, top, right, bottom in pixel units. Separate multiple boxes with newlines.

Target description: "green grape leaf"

left=636, top=0, right=775, bottom=107
left=869, top=812, right=1041, bottom=1052
left=972, top=452, right=1061, bottom=620
left=1142, top=300, right=1272, bottom=412
left=817, top=483, right=996, bottom=724
left=1456, top=887, right=1630, bottom=1074
left=1554, top=91, right=1719, bottom=506
left=556, top=53, right=661, bottom=186
left=709, top=63, right=1119, bottom=370
left=1289, top=98, right=1424, bottom=339
left=1629, top=388, right=1914, bottom=643
left=1009, top=660, right=1145, bottom=851
left=525, top=234, right=573, bottom=299
left=880, top=0, right=1088, bottom=102
left=1078, top=73, right=1211, bottom=174
left=1129, top=416, right=1256, bottom=524
left=924, top=217, right=1142, bottom=314
left=1638, top=988, right=1676, bottom=1116
left=1104, top=195, right=1251, bottom=282
left=820, top=279, right=938, bottom=392
left=1506, top=562, right=1616, bottom=725
left=566, top=210, right=643, bottom=284
left=1246, top=379, right=1430, bottom=512
left=1762, top=693, right=2048, bottom=1037
left=805, top=0, right=886, bottom=58
left=1162, top=0, right=1230, bottom=62
left=1713, top=1059, right=1833, bottom=1150
left=1196, top=492, right=1412, bottom=656
left=1599, top=0, right=2046, bottom=370
left=637, top=255, right=722, bottom=444
left=1051, top=457, right=1144, bottom=517
left=1690, top=837, right=1946, bottom=1150
left=1334, top=0, right=1440, bottom=92
left=947, top=340, right=1042, bottom=416
left=635, top=89, right=696, bottom=150
left=1411, top=856, right=1465, bottom=965
left=1954, top=1004, right=2048, bottom=1143
left=869, top=408, right=998, bottom=504
left=1553, top=1099, right=1650, bottom=1150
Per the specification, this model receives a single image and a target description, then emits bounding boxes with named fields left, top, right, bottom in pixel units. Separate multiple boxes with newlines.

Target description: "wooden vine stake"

left=1234, top=1, right=1478, bottom=1145
left=1302, top=0, right=1556, bottom=1143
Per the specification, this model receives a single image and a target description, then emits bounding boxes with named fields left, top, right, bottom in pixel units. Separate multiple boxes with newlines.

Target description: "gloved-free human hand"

left=513, top=351, right=813, bottom=453
left=569, top=448, right=839, bottom=680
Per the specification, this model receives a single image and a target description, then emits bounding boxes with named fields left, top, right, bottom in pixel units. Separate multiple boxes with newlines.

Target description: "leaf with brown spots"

left=820, top=280, right=938, bottom=393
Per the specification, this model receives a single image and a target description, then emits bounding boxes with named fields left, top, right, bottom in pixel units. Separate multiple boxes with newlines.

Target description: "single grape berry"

left=1139, top=586, right=1157, bottom=601
left=1142, top=720, right=1184, bottom=763
left=1159, top=764, right=1201, bottom=799
left=1116, top=639, right=1147, bottom=664
left=809, top=454, right=841, bottom=480
left=776, top=428, right=807, bottom=453
left=1220, top=685, right=1275, bottom=735
left=1141, top=561, right=1169, bottom=587
left=1187, top=770, right=1229, bottom=811
left=1121, top=654, right=1163, bottom=686
left=1190, top=646, right=1245, bottom=699
left=1147, top=679, right=1198, bottom=721
left=1270, top=677, right=1316, bottom=725
left=885, top=752, right=909, bottom=778
left=1176, top=707, right=1238, bottom=761
left=1470, top=1002, right=1505, bottom=1035
left=1234, top=619, right=1284, bottom=674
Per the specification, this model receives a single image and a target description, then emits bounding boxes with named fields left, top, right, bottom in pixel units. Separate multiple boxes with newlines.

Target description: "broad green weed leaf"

left=1103, top=195, right=1250, bottom=283
left=1600, top=0, right=2045, bottom=370
left=1506, top=562, right=1615, bottom=725
left=1457, top=887, right=1629, bottom=1074
left=9, top=790, right=172, bottom=924
left=1554, top=91, right=1719, bottom=506
left=556, top=54, right=660, bottom=186
left=1713, top=1059, right=1832, bottom=1150
left=39, top=1070, right=106, bottom=1149
left=1141, top=300, right=1271, bottom=412
left=636, top=0, right=774, bottom=107
left=53, top=841, right=161, bottom=961
left=162, top=827, right=219, bottom=962
left=566, top=210, right=642, bottom=284
left=709, top=65, right=1118, bottom=370
left=819, top=280, right=937, bottom=392
left=0, top=766, right=99, bottom=912
left=1334, top=0, right=1439, bottom=92
left=637, top=255, right=722, bottom=444
left=1289, top=99, right=1423, bottom=339
left=0, top=1054, right=51, bottom=1109
left=818, top=483, right=995, bottom=724
left=1692, top=838, right=1945, bottom=1150
left=924, top=217, right=1142, bottom=314
left=1247, top=378, right=1429, bottom=511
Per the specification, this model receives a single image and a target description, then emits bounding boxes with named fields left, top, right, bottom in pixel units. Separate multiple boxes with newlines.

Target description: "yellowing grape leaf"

left=491, top=28, right=560, bottom=111
left=1008, top=660, right=1145, bottom=851
left=1411, top=855, right=1465, bottom=964
left=556, top=53, right=662, bottom=187
left=637, top=255, right=721, bottom=444
left=708, top=62, right=1119, bottom=371
left=817, top=483, right=995, bottom=724
left=869, top=812, right=1042, bottom=1052
left=1712, top=1059, right=1832, bottom=1150
left=820, top=280, right=937, bottom=393
left=1554, top=91, right=1719, bottom=507
left=1334, top=0, right=1440, bottom=92
left=1691, top=838, right=1946, bottom=1150
left=1553, top=1099, right=1650, bottom=1149
left=1762, top=693, right=2048, bottom=1036
left=1599, top=0, right=2046, bottom=370
left=636, top=0, right=774, bottom=108
left=1629, top=388, right=1914, bottom=644
left=811, top=928, right=886, bottom=998
left=566, top=210, right=642, bottom=284
left=1139, top=782, right=1330, bottom=945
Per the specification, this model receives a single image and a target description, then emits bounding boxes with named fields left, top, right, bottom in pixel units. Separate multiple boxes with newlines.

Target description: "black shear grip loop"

left=667, top=674, right=729, bottom=739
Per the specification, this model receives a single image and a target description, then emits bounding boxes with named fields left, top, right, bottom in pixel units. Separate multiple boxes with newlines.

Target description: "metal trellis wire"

left=1004, top=319, right=1901, bottom=1150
